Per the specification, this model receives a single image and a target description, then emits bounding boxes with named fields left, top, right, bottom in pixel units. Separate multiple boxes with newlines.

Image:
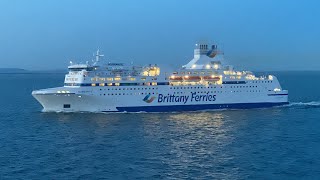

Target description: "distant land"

left=0, top=68, right=67, bottom=74
left=0, top=68, right=28, bottom=73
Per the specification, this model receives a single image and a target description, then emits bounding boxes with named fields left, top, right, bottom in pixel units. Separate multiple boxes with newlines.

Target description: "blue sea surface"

left=0, top=72, right=320, bottom=179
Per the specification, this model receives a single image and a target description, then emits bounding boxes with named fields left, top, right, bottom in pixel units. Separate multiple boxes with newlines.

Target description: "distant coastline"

left=0, top=68, right=28, bottom=73
left=0, top=68, right=67, bottom=74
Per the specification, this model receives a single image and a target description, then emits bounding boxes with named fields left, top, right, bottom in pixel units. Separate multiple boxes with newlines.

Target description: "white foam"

left=285, top=101, right=320, bottom=108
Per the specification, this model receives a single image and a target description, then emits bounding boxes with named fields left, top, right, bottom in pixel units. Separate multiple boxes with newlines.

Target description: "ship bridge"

left=68, top=64, right=95, bottom=72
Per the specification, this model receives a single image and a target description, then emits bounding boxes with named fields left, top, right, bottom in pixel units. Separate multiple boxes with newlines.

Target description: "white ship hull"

left=32, top=85, right=288, bottom=112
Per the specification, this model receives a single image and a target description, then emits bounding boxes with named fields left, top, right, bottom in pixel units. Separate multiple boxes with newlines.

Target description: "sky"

left=0, top=0, right=319, bottom=71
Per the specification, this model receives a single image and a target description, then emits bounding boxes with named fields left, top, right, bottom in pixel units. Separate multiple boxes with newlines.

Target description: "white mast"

left=93, top=49, right=104, bottom=65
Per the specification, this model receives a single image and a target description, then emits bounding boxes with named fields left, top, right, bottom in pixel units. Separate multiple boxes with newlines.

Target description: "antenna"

left=93, top=49, right=105, bottom=65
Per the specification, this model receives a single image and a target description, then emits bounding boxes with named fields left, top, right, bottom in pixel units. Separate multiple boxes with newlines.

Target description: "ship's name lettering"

left=158, top=92, right=216, bottom=104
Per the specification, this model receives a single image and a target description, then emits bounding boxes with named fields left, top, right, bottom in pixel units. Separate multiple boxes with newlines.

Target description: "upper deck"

left=63, top=44, right=281, bottom=91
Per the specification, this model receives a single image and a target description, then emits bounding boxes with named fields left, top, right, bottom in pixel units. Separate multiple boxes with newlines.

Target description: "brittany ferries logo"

left=143, top=94, right=156, bottom=103
left=143, top=92, right=216, bottom=104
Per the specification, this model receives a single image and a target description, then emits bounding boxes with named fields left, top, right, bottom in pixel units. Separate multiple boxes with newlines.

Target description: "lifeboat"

left=203, top=76, right=220, bottom=81
left=183, top=76, right=201, bottom=82
left=169, top=76, right=183, bottom=81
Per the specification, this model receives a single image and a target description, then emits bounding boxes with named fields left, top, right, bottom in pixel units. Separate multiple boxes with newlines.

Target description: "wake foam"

left=285, top=101, right=320, bottom=108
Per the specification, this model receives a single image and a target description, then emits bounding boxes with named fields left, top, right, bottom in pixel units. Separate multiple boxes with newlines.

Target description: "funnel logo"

left=143, top=94, right=156, bottom=103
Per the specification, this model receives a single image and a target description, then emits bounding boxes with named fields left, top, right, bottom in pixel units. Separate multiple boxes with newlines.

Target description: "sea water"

left=0, top=72, right=320, bottom=179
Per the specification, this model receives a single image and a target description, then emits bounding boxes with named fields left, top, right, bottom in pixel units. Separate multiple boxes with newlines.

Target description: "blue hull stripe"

left=268, top=94, right=288, bottom=96
left=115, top=102, right=289, bottom=112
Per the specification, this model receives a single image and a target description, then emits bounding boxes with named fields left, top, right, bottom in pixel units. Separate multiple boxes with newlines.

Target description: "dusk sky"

left=0, top=0, right=319, bottom=71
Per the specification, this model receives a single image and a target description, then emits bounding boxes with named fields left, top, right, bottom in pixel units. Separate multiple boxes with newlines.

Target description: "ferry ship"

left=32, top=43, right=289, bottom=112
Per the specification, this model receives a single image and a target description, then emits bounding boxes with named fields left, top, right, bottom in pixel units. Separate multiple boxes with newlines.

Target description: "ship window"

left=63, top=104, right=71, bottom=108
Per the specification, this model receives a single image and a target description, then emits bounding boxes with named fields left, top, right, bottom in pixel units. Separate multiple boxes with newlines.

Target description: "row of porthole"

left=100, top=87, right=159, bottom=91
left=251, top=81, right=273, bottom=83
left=100, top=92, right=158, bottom=96
left=98, top=85, right=261, bottom=91
left=170, top=85, right=259, bottom=90
left=99, top=90, right=263, bottom=96
left=171, top=86, right=222, bottom=89
left=174, top=91, right=219, bottom=94
left=172, top=90, right=262, bottom=94
left=231, top=86, right=259, bottom=88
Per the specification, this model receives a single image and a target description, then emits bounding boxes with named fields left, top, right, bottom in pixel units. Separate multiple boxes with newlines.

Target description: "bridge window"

left=63, top=104, right=71, bottom=108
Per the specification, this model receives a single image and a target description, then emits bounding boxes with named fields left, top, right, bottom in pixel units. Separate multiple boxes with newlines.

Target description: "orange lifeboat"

left=169, top=76, right=183, bottom=81
left=203, top=76, right=220, bottom=81
left=183, top=76, right=201, bottom=82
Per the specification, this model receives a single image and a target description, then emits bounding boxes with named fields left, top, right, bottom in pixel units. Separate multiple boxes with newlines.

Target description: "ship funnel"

left=206, top=45, right=218, bottom=58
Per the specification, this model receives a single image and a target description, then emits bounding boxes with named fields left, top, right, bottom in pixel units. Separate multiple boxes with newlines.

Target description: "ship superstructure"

left=32, top=43, right=288, bottom=112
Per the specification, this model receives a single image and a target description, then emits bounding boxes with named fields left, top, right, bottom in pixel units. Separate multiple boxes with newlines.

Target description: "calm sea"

left=0, top=71, right=320, bottom=179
